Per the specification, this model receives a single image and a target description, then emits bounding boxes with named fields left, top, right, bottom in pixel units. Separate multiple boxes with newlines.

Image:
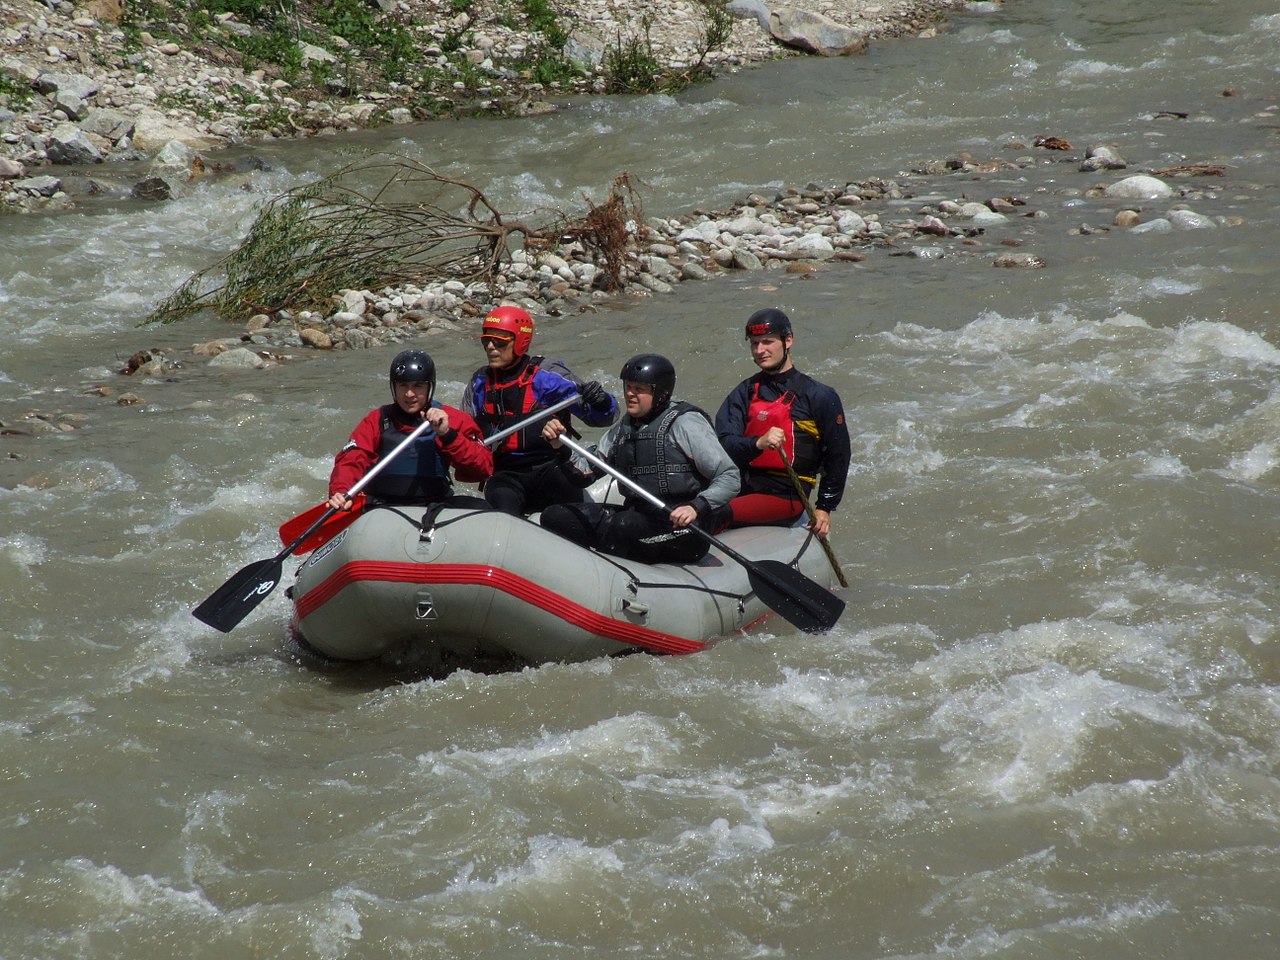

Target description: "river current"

left=2, top=1, right=1279, bottom=956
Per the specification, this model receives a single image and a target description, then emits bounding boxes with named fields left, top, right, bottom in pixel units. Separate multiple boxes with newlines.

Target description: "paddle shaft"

left=481, top=392, right=580, bottom=449
left=558, top=434, right=787, bottom=577
left=780, top=452, right=849, bottom=588
left=280, top=393, right=585, bottom=546
left=199, top=394, right=593, bottom=632
left=554, top=433, right=843, bottom=632
left=330, top=390, right=579, bottom=505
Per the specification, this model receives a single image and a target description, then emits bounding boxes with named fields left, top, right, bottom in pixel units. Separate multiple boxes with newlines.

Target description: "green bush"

left=602, top=22, right=663, bottom=94
left=0, top=73, right=34, bottom=109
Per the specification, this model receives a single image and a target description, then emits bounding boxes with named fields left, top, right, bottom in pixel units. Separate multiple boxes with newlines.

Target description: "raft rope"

left=377, top=502, right=818, bottom=610
left=393, top=503, right=753, bottom=606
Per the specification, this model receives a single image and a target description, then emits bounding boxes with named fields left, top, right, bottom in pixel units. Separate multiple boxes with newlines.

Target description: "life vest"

left=745, top=382, right=796, bottom=471
left=366, top=403, right=451, bottom=504
left=743, top=378, right=823, bottom=483
left=473, top=355, right=566, bottom=463
left=610, top=401, right=708, bottom=508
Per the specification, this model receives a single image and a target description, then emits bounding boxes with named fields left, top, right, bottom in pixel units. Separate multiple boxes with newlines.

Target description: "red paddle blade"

left=278, top=495, right=364, bottom=552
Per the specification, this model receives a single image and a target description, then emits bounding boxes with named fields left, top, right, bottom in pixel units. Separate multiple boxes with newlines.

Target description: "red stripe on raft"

left=295, top=561, right=708, bottom=656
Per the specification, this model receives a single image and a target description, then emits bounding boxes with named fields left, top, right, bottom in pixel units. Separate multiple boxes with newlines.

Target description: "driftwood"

left=144, top=157, right=645, bottom=325
left=1149, top=164, right=1226, bottom=177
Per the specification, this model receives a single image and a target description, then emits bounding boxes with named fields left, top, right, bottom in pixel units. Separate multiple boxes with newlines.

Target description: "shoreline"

left=1, top=0, right=972, bottom=212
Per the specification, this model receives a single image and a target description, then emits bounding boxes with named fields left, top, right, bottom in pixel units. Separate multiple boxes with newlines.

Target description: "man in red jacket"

left=327, top=349, right=493, bottom=510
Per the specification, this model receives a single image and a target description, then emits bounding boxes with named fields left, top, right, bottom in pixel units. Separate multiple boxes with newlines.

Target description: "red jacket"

left=328, top=403, right=493, bottom=498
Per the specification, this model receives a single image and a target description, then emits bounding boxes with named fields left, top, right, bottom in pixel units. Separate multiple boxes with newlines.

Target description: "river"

left=2, top=1, right=1279, bottom=956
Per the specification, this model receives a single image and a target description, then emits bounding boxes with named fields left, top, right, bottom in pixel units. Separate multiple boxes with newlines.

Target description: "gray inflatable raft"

left=288, top=501, right=838, bottom=665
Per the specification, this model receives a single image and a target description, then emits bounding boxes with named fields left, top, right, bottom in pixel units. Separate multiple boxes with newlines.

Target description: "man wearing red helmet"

left=715, top=308, right=850, bottom=538
left=326, top=349, right=493, bottom=511
left=461, top=304, right=619, bottom=516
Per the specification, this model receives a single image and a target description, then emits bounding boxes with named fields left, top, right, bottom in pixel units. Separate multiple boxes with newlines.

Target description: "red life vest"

left=745, top=383, right=795, bottom=471
left=474, top=356, right=566, bottom=463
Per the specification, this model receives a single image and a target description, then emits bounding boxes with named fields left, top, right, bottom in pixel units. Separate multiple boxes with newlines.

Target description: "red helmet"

left=481, top=305, right=534, bottom=357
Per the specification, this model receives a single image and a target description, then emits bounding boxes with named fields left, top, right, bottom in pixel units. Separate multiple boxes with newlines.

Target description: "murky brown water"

left=3, top=2, right=1280, bottom=956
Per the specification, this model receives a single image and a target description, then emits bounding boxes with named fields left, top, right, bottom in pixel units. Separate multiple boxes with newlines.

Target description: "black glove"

left=580, top=380, right=611, bottom=412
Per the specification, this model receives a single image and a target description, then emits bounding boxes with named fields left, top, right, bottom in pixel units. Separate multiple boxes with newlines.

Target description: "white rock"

left=785, top=234, right=835, bottom=259
left=340, top=290, right=368, bottom=314
left=1129, top=217, right=1174, bottom=234
left=724, top=215, right=766, bottom=235
left=1104, top=175, right=1174, bottom=199
left=676, top=222, right=720, bottom=243
left=836, top=212, right=866, bottom=234
left=208, top=347, right=267, bottom=368
left=1168, top=209, right=1217, bottom=230
left=970, top=209, right=1009, bottom=226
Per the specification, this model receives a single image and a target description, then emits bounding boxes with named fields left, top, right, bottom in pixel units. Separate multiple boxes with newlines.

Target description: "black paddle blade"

left=747, top=559, right=846, bottom=633
left=191, top=556, right=285, bottom=633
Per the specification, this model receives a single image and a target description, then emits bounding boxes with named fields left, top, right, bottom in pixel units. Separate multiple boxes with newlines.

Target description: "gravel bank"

left=1, top=0, right=971, bottom=211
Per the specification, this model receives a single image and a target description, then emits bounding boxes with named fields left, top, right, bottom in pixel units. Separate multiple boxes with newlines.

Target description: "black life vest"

left=366, top=403, right=451, bottom=504
left=610, top=401, right=708, bottom=508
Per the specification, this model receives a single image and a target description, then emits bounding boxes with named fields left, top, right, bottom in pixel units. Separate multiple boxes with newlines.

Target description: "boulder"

left=130, top=110, right=225, bottom=153
left=32, top=71, right=99, bottom=100
left=152, top=139, right=197, bottom=171
left=79, top=108, right=135, bottom=144
left=13, top=175, right=62, bottom=197
left=769, top=10, right=868, bottom=57
left=298, top=42, right=337, bottom=66
left=1103, top=175, right=1173, bottom=200
left=208, top=347, right=268, bottom=369
left=1168, top=209, right=1217, bottom=230
left=785, top=233, right=835, bottom=259
left=44, top=123, right=103, bottom=165
left=1080, top=144, right=1127, bottom=172
left=727, top=0, right=771, bottom=30
left=131, top=176, right=173, bottom=201
left=1129, top=218, right=1173, bottom=234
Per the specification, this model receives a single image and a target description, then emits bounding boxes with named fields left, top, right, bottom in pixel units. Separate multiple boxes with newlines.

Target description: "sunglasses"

left=481, top=335, right=515, bottom=348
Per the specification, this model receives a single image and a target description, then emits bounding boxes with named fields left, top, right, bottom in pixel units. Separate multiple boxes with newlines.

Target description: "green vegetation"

left=601, top=0, right=735, bottom=94
left=0, top=73, right=34, bottom=110
left=109, top=0, right=735, bottom=127
left=515, top=0, right=580, bottom=85
left=144, top=158, right=645, bottom=324
left=602, top=20, right=664, bottom=94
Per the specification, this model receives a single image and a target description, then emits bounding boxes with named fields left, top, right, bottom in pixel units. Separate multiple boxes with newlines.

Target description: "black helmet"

left=619, top=353, right=676, bottom=410
left=744, top=307, right=793, bottom=339
left=389, top=349, right=435, bottom=384
left=389, top=349, right=435, bottom=403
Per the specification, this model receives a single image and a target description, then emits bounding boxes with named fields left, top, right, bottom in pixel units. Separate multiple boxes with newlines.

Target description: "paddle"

left=278, top=392, right=585, bottom=552
left=192, top=412, right=440, bottom=633
left=195, top=393, right=588, bottom=633
left=553, top=434, right=846, bottom=634
left=781, top=451, right=849, bottom=588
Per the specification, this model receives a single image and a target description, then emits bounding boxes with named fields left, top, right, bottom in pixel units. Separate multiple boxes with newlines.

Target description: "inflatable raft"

left=287, top=499, right=839, bottom=665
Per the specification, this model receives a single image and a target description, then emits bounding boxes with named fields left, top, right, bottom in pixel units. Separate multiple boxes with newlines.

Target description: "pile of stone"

left=175, top=149, right=1230, bottom=372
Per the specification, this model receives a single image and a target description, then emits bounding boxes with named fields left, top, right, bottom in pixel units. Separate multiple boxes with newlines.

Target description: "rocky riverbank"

left=1, top=0, right=973, bottom=211
left=113, top=152, right=1232, bottom=388
left=2, top=0, right=1253, bottom=435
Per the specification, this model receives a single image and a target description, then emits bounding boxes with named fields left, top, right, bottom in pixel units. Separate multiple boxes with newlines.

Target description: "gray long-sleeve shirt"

left=593, top=403, right=740, bottom=509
